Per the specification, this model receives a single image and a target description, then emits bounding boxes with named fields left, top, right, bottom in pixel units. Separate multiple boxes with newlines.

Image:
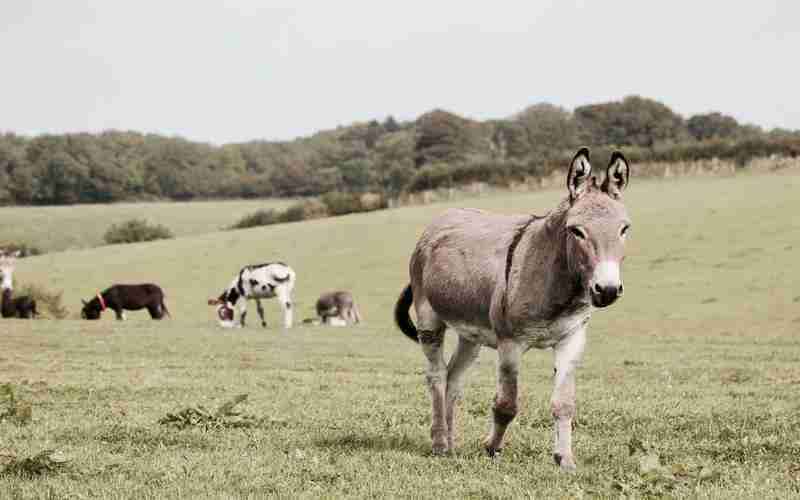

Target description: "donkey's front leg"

left=551, top=328, right=586, bottom=472
left=484, top=340, right=523, bottom=457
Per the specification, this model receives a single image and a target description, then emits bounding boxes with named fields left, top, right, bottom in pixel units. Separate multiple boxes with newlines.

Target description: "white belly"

left=448, top=321, right=498, bottom=348
left=448, top=307, right=591, bottom=350
left=518, top=308, right=591, bottom=349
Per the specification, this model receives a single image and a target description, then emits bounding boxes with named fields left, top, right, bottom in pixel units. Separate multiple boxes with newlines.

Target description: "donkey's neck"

left=512, top=202, right=585, bottom=318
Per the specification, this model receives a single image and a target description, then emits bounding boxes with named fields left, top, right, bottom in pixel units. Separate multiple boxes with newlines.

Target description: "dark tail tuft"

left=394, top=284, right=418, bottom=342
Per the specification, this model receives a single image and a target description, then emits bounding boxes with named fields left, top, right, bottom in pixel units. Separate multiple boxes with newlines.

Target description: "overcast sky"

left=1, top=1, right=796, bottom=144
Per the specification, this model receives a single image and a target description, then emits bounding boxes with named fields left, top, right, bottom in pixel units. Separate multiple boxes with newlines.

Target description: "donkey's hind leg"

left=255, top=299, right=267, bottom=327
left=415, top=299, right=448, bottom=454
left=445, top=335, right=481, bottom=451
left=147, top=304, right=163, bottom=320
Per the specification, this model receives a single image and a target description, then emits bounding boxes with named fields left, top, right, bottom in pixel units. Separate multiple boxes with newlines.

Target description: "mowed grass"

left=1, top=171, right=800, bottom=498
left=0, top=198, right=298, bottom=253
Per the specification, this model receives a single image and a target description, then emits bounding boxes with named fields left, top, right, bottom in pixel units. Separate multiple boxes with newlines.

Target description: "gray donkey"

left=395, top=148, right=631, bottom=470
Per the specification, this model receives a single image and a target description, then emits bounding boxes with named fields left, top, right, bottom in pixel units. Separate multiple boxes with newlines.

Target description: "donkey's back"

left=410, top=208, right=532, bottom=329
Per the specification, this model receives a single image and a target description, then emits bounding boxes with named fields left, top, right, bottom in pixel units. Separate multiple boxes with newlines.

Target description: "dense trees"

left=0, top=96, right=797, bottom=206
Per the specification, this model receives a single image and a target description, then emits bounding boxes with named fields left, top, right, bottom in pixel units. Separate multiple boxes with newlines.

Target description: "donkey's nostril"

left=618, top=283, right=624, bottom=296
left=593, top=283, right=603, bottom=294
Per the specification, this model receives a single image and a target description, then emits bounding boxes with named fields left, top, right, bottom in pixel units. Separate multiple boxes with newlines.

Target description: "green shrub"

left=228, top=209, right=279, bottom=230
left=0, top=242, right=43, bottom=257
left=279, top=202, right=308, bottom=222
left=296, top=199, right=329, bottom=220
left=227, top=200, right=331, bottom=230
left=320, top=192, right=365, bottom=215
left=103, top=219, right=173, bottom=245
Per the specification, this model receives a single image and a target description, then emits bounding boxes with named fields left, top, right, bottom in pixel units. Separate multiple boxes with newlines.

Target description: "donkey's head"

left=80, top=298, right=102, bottom=319
left=563, top=148, right=631, bottom=308
left=0, top=250, right=21, bottom=291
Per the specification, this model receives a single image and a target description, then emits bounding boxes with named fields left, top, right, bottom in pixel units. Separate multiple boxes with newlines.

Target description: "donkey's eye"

left=568, top=226, right=586, bottom=240
left=620, top=224, right=631, bottom=237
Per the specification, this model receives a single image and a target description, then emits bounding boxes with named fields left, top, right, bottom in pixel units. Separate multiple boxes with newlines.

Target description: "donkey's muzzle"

left=591, top=283, right=622, bottom=308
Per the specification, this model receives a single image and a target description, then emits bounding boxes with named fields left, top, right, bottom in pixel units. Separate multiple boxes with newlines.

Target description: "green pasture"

left=1, top=171, right=799, bottom=498
left=0, top=198, right=297, bottom=253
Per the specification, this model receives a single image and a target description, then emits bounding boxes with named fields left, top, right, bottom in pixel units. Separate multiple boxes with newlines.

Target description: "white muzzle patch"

left=592, top=260, right=621, bottom=289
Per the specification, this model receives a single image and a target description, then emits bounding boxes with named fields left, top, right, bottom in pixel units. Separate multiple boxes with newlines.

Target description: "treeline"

left=2, top=96, right=799, bottom=206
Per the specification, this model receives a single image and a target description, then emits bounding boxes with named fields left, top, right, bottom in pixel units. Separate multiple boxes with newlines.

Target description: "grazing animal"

left=81, top=284, right=170, bottom=320
left=0, top=250, right=38, bottom=319
left=315, top=290, right=362, bottom=326
left=208, top=262, right=295, bottom=329
left=395, top=148, right=632, bottom=470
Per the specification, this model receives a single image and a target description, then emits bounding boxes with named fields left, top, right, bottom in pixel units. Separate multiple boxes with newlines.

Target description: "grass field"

left=0, top=198, right=298, bottom=253
left=1, top=171, right=799, bottom=498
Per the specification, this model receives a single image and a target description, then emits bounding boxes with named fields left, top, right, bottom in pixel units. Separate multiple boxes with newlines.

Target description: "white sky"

left=1, top=0, right=797, bottom=144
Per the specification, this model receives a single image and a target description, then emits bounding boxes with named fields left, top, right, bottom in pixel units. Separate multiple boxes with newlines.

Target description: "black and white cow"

left=208, top=262, right=296, bottom=329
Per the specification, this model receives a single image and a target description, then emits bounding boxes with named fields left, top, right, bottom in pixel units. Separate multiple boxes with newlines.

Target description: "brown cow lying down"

left=81, top=284, right=170, bottom=320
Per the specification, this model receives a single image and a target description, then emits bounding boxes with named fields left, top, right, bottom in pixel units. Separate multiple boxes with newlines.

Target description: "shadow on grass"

left=312, top=432, right=430, bottom=456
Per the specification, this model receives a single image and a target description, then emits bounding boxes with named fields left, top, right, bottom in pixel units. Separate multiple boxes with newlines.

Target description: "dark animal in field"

left=315, top=290, right=362, bottom=326
left=81, top=284, right=171, bottom=320
left=395, top=148, right=632, bottom=470
left=0, top=250, right=38, bottom=319
left=208, top=262, right=295, bottom=329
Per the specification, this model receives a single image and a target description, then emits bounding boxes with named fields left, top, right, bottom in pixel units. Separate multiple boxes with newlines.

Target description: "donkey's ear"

left=81, top=299, right=88, bottom=306
left=601, top=151, right=630, bottom=199
left=567, top=147, right=592, bottom=202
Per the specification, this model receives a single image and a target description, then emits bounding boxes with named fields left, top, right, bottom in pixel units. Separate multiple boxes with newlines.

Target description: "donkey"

left=395, top=148, right=631, bottom=470
left=0, top=250, right=38, bottom=319
left=208, top=262, right=295, bottom=329
left=315, top=290, right=362, bottom=326
left=81, top=284, right=170, bottom=320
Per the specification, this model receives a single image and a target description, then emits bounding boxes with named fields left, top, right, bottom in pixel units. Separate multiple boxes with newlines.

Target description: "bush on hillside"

left=103, top=219, right=174, bottom=245
left=227, top=200, right=331, bottom=230
left=319, top=192, right=365, bottom=215
left=0, top=243, right=42, bottom=257
left=228, top=209, right=280, bottom=230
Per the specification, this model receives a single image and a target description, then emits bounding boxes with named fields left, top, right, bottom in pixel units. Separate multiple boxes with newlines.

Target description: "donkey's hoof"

left=485, top=447, right=502, bottom=459
left=431, top=443, right=450, bottom=456
left=482, top=435, right=503, bottom=458
left=553, top=453, right=577, bottom=472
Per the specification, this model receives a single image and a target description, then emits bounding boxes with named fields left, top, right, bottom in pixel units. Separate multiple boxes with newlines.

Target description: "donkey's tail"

left=394, top=284, right=418, bottom=343
left=161, top=298, right=172, bottom=319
